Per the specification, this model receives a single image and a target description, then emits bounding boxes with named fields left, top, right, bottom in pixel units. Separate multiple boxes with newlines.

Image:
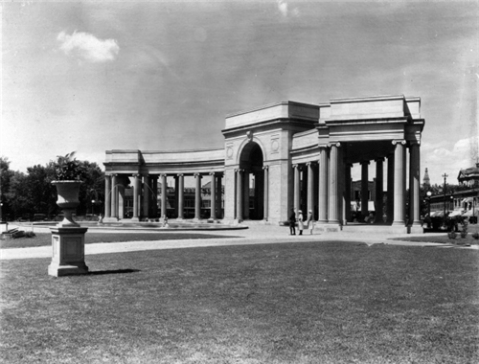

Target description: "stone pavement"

left=1, top=223, right=477, bottom=261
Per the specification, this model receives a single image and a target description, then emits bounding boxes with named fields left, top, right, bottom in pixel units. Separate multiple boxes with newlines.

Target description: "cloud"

left=57, top=31, right=119, bottom=63
left=277, top=0, right=300, bottom=18
left=277, top=0, right=288, bottom=17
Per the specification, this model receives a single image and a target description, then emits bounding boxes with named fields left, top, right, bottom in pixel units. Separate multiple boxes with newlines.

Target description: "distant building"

left=426, top=164, right=479, bottom=222
left=423, top=168, right=430, bottom=189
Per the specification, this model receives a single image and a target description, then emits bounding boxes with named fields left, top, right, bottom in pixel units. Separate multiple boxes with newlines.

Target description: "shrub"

left=53, top=152, right=81, bottom=181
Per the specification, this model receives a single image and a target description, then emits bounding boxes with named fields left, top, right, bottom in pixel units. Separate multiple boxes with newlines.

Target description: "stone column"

left=151, top=177, right=158, bottom=218
left=375, top=158, right=384, bottom=223
left=387, top=154, right=394, bottom=223
left=263, top=166, right=269, bottom=221
left=328, top=144, right=340, bottom=224
left=236, top=169, right=243, bottom=222
left=143, top=175, right=150, bottom=219
left=318, top=148, right=329, bottom=223
left=132, top=174, right=140, bottom=221
left=178, top=174, right=184, bottom=220
left=344, top=164, right=352, bottom=223
left=118, top=184, right=125, bottom=220
left=173, top=175, right=179, bottom=218
left=293, top=164, right=300, bottom=214
left=160, top=174, right=167, bottom=219
left=210, top=172, right=216, bottom=220
left=111, top=174, right=118, bottom=219
left=104, top=175, right=111, bottom=218
left=194, top=173, right=202, bottom=220
left=361, top=161, right=369, bottom=219
left=217, top=174, right=223, bottom=219
left=307, top=162, right=314, bottom=215
left=392, top=140, right=406, bottom=225
left=409, top=142, right=421, bottom=226
left=243, top=171, right=250, bottom=220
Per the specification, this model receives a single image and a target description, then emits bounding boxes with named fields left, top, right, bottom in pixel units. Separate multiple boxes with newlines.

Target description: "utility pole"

left=442, top=173, right=448, bottom=217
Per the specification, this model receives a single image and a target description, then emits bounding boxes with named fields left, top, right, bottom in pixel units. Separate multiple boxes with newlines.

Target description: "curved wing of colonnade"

left=103, top=149, right=226, bottom=222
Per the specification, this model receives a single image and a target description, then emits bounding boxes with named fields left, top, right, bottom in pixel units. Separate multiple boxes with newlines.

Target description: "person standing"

left=289, top=209, right=296, bottom=235
left=297, top=211, right=304, bottom=235
left=307, top=210, right=314, bottom=235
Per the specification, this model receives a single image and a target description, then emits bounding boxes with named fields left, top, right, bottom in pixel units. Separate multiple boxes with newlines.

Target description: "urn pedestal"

left=48, top=227, right=89, bottom=277
left=49, top=181, right=88, bottom=277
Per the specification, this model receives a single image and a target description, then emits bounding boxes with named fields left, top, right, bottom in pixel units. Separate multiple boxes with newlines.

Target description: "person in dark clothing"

left=289, top=209, right=296, bottom=235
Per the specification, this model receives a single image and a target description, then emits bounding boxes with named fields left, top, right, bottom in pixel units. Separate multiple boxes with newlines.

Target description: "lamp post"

left=442, top=173, right=448, bottom=217
left=426, top=191, right=432, bottom=228
left=91, top=200, right=95, bottom=216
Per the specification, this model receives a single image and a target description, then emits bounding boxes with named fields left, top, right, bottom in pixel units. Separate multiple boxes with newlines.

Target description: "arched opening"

left=239, top=142, right=264, bottom=220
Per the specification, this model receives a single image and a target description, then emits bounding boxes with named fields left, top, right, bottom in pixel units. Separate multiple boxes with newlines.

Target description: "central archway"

left=239, top=142, right=264, bottom=220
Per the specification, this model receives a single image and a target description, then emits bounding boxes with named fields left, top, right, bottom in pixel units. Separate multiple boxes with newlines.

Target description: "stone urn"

left=52, top=180, right=82, bottom=227
left=49, top=180, right=88, bottom=277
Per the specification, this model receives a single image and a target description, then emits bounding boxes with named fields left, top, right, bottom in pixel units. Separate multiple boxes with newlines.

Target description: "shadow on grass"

left=85, top=268, right=141, bottom=276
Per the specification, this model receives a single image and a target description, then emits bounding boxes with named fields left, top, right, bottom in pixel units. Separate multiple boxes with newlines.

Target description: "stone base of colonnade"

left=102, top=217, right=119, bottom=223
left=340, top=224, right=423, bottom=235
left=313, top=223, right=342, bottom=233
left=232, top=219, right=273, bottom=226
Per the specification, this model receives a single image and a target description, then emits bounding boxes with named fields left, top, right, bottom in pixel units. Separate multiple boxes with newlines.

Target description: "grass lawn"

left=0, top=232, right=242, bottom=249
left=1, top=242, right=478, bottom=364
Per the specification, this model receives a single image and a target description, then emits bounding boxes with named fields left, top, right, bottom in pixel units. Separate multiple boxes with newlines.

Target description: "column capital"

left=360, top=160, right=370, bottom=166
left=209, top=172, right=216, bottom=176
left=177, top=173, right=184, bottom=177
left=409, top=140, right=421, bottom=146
left=306, top=161, right=316, bottom=167
left=194, top=173, right=202, bottom=178
left=374, top=157, right=385, bottom=163
left=159, top=174, right=167, bottom=178
left=132, top=173, right=141, bottom=178
left=262, top=165, right=269, bottom=171
left=392, top=139, right=406, bottom=146
left=328, top=142, right=341, bottom=148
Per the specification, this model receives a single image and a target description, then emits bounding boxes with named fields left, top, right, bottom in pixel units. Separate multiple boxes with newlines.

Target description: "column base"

left=103, top=217, right=119, bottom=223
left=392, top=220, right=406, bottom=226
left=314, top=223, right=342, bottom=232
left=408, top=225, right=424, bottom=234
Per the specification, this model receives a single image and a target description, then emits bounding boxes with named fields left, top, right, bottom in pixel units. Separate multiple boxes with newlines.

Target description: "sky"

left=1, top=0, right=478, bottom=186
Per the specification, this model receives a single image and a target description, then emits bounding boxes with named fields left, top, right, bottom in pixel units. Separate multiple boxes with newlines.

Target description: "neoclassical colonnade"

left=290, top=140, right=421, bottom=227
left=103, top=149, right=225, bottom=222
left=104, top=172, right=224, bottom=221
left=104, top=96, right=425, bottom=233
left=232, top=165, right=269, bottom=221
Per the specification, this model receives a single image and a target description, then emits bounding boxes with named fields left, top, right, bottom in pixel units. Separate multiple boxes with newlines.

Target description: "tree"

left=0, top=156, right=105, bottom=221
left=0, top=157, right=13, bottom=196
left=25, top=164, right=58, bottom=218
left=5, top=171, right=32, bottom=220
left=77, top=161, right=105, bottom=216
